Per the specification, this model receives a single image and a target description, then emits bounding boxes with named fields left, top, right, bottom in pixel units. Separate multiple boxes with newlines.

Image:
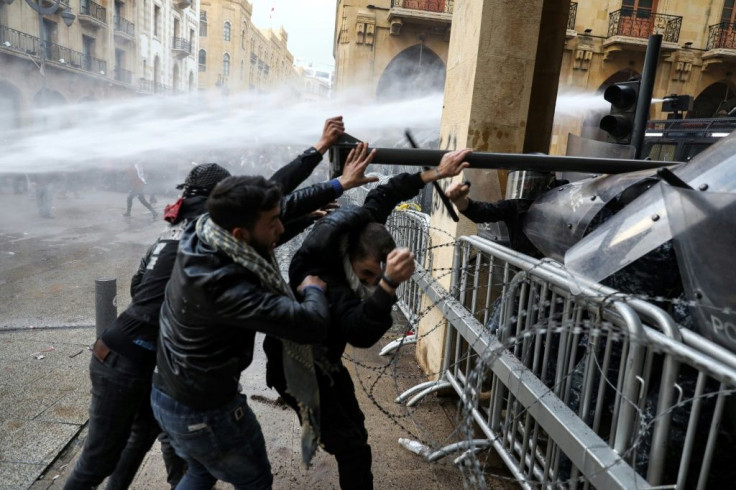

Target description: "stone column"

left=415, top=0, right=557, bottom=376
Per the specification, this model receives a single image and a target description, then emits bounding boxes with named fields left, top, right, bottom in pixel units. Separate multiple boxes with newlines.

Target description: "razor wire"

left=320, top=184, right=736, bottom=490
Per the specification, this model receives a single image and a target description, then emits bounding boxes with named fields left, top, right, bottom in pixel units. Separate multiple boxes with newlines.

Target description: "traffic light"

left=599, top=80, right=640, bottom=144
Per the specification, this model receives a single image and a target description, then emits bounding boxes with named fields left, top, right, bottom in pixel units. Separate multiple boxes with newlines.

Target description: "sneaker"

left=123, top=212, right=131, bottom=217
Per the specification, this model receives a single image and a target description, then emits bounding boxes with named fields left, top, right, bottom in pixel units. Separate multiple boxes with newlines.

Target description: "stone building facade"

left=196, top=0, right=296, bottom=95
left=0, top=0, right=200, bottom=130
left=334, top=0, right=736, bottom=154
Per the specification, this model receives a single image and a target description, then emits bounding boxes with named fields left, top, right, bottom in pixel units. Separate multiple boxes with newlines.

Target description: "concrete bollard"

left=95, top=277, right=117, bottom=338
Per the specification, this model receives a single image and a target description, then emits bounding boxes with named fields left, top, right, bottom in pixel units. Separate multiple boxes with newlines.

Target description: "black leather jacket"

left=155, top=218, right=330, bottom=410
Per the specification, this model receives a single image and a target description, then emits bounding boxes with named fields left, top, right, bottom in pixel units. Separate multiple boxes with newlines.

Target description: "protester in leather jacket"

left=65, top=116, right=362, bottom=490
left=265, top=144, right=472, bottom=490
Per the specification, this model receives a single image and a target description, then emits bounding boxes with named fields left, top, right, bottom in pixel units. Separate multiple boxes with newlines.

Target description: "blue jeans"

left=150, top=386, right=273, bottom=490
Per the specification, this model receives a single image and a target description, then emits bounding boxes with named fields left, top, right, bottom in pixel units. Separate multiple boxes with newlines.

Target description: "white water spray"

left=0, top=88, right=444, bottom=174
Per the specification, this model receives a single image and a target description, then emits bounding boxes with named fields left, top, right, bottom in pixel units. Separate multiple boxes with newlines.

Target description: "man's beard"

left=341, top=238, right=376, bottom=300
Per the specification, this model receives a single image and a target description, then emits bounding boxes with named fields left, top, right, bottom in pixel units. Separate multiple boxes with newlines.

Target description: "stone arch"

left=0, top=81, right=22, bottom=131
left=691, top=81, right=736, bottom=118
left=32, top=89, right=67, bottom=129
left=581, top=69, right=640, bottom=141
left=376, top=44, right=445, bottom=101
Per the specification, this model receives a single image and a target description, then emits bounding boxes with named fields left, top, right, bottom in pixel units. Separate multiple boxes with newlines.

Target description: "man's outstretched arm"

left=269, top=116, right=345, bottom=193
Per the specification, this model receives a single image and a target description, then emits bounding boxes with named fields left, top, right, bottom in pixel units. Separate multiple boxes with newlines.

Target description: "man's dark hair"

left=348, top=222, right=396, bottom=262
left=206, top=176, right=282, bottom=231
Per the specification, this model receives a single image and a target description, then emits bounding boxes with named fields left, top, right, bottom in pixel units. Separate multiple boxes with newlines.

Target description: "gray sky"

left=250, top=0, right=337, bottom=69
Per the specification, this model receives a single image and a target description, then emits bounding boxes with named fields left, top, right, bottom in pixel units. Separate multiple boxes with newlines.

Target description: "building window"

left=154, top=5, right=161, bottom=37
left=722, top=0, right=735, bottom=23
left=198, top=49, right=206, bottom=71
left=224, top=21, right=231, bottom=42
left=223, top=53, right=230, bottom=77
left=199, top=11, right=207, bottom=37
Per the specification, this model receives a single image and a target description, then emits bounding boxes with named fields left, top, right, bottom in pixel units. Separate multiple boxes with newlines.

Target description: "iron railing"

left=390, top=0, right=453, bottom=15
left=568, top=2, right=577, bottom=31
left=608, top=8, right=682, bottom=43
left=0, top=23, right=41, bottom=56
left=707, top=21, right=736, bottom=50
left=114, top=67, right=132, bottom=84
left=172, top=37, right=191, bottom=53
left=198, top=63, right=205, bottom=72
left=114, top=15, right=135, bottom=37
left=0, top=24, right=106, bottom=75
left=80, top=0, right=107, bottom=24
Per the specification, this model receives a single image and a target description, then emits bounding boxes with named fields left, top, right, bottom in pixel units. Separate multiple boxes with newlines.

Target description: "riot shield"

left=663, top=186, right=736, bottom=352
left=565, top=130, right=736, bottom=281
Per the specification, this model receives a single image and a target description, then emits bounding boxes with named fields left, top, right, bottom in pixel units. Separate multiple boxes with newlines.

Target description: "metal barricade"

left=396, top=234, right=736, bottom=489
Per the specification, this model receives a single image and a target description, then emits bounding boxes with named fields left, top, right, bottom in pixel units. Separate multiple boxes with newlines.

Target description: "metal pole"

left=95, top=277, right=117, bottom=337
left=632, top=34, right=662, bottom=159
left=365, top=147, right=672, bottom=174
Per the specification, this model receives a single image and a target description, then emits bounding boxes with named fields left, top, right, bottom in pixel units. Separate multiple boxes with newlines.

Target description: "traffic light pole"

left=632, top=34, right=662, bottom=159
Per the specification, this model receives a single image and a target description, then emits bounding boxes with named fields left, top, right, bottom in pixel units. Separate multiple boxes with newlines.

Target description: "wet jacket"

left=102, top=148, right=335, bottom=368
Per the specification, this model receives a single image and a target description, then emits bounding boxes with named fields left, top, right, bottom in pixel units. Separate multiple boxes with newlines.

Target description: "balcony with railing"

left=79, top=0, right=107, bottom=29
left=114, top=16, right=135, bottom=42
left=174, top=0, right=191, bottom=10
left=172, top=37, right=190, bottom=57
left=388, top=0, right=453, bottom=36
left=0, top=23, right=107, bottom=76
left=605, top=8, right=682, bottom=52
left=114, top=66, right=132, bottom=84
left=703, top=21, right=736, bottom=67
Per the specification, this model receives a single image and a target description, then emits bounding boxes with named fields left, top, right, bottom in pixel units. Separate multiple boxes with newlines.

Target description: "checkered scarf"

left=196, top=214, right=321, bottom=466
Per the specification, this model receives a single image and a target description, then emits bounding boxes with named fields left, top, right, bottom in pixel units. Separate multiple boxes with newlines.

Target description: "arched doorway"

left=691, top=81, right=736, bottom=118
left=581, top=69, right=640, bottom=142
left=376, top=44, right=446, bottom=101
left=0, top=82, right=22, bottom=132
left=32, top=89, right=68, bottom=130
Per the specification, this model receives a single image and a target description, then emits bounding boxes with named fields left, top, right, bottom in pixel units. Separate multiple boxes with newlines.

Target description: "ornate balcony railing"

left=607, top=8, right=682, bottom=43
left=568, top=2, right=577, bottom=31
left=114, top=67, right=132, bottom=84
left=80, top=0, right=107, bottom=24
left=172, top=37, right=191, bottom=53
left=707, top=21, right=736, bottom=50
left=114, top=16, right=135, bottom=37
left=390, top=0, right=453, bottom=14
left=0, top=24, right=106, bottom=75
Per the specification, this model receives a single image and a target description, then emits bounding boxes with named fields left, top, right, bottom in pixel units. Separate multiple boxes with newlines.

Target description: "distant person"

left=123, top=163, right=157, bottom=220
left=265, top=144, right=472, bottom=490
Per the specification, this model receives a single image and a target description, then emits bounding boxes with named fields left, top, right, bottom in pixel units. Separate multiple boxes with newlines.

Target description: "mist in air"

left=0, top=88, right=445, bottom=175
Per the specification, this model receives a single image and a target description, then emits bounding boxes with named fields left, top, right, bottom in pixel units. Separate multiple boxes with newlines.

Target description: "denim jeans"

left=64, top=350, right=185, bottom=490
left=150, top=386, right=273, bottom=490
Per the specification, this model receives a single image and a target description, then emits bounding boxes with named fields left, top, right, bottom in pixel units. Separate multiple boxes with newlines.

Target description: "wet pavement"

left=0, top=187, right=515, bottom=489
